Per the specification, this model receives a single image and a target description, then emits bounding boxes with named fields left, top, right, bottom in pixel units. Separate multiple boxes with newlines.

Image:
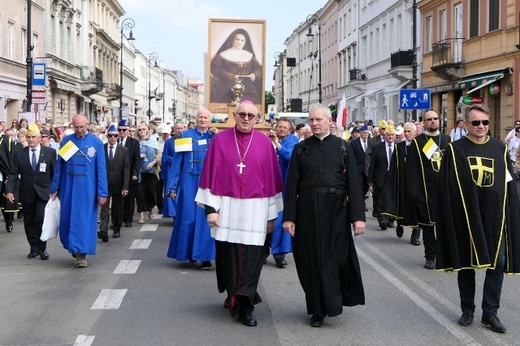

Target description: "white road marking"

left=114, top=260, right=142, bottom=274
left=129, top=239, right=152, bottom=249
left=74, top=335, right=94, bottom=345
left=359, top=239, right=508, bottom=346
left=140, top=224, right=159, bottom=232
left=91, top=289, right=128, bottom=309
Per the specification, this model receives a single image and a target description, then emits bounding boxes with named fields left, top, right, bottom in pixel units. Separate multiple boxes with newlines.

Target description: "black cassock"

left=283, top=135, right=365, bottom=317
left=435, top=137, right=520, bottom=273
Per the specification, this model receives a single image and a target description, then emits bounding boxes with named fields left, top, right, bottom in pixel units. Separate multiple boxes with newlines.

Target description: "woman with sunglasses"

left=136, top=125, right=160, bottom=224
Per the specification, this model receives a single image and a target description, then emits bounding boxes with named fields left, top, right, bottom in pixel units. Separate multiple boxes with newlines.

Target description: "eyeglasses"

left=425, top=117, right=439, bottom=121
left=107, top=133, right=119, bottom=138
left=138, top=128, right=147, bottom=131
left=469, top=119, right=490, bottom=126
left=118, top=128, right=128, bottom=132
left=41, top=135, right=49, bottom=138
left=236, top=112, right=257, bottom=120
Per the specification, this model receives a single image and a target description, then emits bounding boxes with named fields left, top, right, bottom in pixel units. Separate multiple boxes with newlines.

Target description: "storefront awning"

left=50, top=77, right=82, bottom=94
left=457, top=68, right=512, bottom=94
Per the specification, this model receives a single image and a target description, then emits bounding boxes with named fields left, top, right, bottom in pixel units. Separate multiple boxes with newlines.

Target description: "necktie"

left=363, top=140, right=367, bottom=152
left=31, top=148, right=37, bottom=171
left=109, top=145, right=114, bottom=163
left=387, top=144, right=393, bottom=170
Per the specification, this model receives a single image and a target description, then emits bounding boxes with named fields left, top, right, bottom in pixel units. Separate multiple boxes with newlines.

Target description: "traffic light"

left=172, top=102, right=176, bottom=115
left=134, top=99, right=139, bottom=108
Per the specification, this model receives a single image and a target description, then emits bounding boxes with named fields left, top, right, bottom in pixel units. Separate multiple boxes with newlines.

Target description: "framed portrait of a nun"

left=207, top=18, right=266, bottom=115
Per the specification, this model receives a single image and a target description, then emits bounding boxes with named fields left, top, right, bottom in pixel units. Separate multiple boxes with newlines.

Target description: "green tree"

left=265, top=91, right=275, bottom=106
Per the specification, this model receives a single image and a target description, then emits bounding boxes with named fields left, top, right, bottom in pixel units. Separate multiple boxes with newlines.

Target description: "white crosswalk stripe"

left=91, top=289, right=128, bottom=309
left=129, top=239, right=152, bottom=249
left=114, top=260, right=142, bottom=274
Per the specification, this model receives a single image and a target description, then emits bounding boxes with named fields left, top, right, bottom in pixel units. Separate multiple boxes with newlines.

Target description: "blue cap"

left=359, top=125, right=368, bottom=131
left=107, top=124, right=117, bottom=133
left=118, top=119, right=130, bottom=127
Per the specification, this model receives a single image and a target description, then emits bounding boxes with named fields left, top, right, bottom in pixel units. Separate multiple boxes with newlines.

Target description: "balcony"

left=104, top=83, right=122, bottom=100
left=390, top=50, right=414, bottom=68
left=430, top=38, right=465, bottom=81
left=349, top=69, right=366, bottom=81
left=81, top=67, right=103, bottom=96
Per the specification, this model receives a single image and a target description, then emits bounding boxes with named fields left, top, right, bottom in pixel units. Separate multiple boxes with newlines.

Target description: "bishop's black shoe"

left=238, top=313, right=257, bottom=327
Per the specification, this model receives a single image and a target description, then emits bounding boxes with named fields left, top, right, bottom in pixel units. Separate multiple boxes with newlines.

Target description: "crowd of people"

left=1, top=104, right=519, bottom=332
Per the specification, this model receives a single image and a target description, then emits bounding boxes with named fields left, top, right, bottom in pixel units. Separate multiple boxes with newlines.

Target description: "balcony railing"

left=349, top=69, right=366, bottom=81
left=104, top=83, right=121, bottom=97
left=390, top=50, right=414, bottom=68
left=432, top=38, right=464, bottom=67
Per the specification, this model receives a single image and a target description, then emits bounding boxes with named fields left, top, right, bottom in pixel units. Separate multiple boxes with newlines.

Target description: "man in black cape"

left=435, top=104, right=520, bottom=333
left=401, top=110, right=451, bottom=269
left=283, top=104, right=366, bottom=327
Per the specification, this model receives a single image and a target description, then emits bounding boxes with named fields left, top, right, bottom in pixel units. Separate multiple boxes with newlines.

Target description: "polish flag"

left=336, top=93, right=347, bottom=128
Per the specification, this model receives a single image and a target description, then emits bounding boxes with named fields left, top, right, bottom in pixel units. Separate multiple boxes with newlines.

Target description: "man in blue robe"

left=161, top=122, right=185, bottom=219
left=166, top=109, right=217, bottom=269
left=264, top=117, right=298, bottom=267
left=50, top=114, right=108, bottom=268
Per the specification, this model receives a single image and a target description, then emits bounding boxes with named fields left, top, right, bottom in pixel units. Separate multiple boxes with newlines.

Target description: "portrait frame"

left=207, top=18, right=266, bottom=116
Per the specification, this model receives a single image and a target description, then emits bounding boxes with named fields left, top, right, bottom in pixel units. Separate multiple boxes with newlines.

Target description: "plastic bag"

left=40, top=198, right=60, bottom=241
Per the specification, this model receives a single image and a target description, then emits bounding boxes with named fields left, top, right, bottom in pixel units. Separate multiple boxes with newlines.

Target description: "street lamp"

left=119, top=18, right=135, bottom=121
left=306, top=13, right=322, bottom=104
left=273, top=51, right=284, bottom=112
left=147, top=52, right=159, bottom=121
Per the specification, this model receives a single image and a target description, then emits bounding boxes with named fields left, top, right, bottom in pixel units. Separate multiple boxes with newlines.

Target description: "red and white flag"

left=336, top=93, right=348, bottom=128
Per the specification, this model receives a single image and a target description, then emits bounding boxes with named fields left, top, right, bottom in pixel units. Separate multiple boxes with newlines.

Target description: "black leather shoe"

left=275, top=258, right=287, bottom=268
left=40, top=250, right=49, bottom=260
left=379, top=222, right=387, bottom=230
left=310, top=314, right=324, bottom=327
left=458, top=309, right=474, bottom=326
left=482, top=316, right=506, bottom=333
left=17, top=211, right=23, bottom=219
left=396, top=225, right=404, bottom=238
left=124, top=222, right=132, bottom=228
left=97, top=231, right=109, bottom=242
left=424, top=258, right=435, bottom=270
left=238, top=313, right=257, bottom=327
left=223, top=298, right=230, bottom=309
left=410, top=236, right=421, bottom=246
left=6, top=222, right=13, bottom=233
left=113, top=231, right=121, bottom=238
left=27, top=250, right=40, bottom=258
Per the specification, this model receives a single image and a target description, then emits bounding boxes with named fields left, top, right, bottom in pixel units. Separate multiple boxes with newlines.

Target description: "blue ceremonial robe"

left=51, top=133, right=108, bottom=255
left=161, top=136, right=177, bottom=218
left=271, top=134, right=298, bottom=255
left=166, top=128, right=215, bottom=261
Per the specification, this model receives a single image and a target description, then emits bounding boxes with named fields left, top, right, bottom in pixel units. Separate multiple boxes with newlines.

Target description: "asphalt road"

left=0, top=204, right=518, bottom=346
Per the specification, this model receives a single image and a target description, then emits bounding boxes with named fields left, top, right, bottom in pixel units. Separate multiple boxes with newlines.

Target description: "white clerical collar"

left=314, top=131, right=331, bottom=141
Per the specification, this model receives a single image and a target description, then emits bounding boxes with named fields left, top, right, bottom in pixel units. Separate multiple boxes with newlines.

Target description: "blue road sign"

left=399, top=89, right=431, bottom=110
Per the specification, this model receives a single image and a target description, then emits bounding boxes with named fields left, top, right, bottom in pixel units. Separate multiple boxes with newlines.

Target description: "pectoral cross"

left=237, top=161, right=246, bottom=174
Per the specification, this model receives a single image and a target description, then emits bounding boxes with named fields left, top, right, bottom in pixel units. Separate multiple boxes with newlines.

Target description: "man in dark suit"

left=365, top=120, right=387, bottom=217
left=368, top=125, right=396, bottom=230
left=117, top=119, right=140, bottom=227
left=6, top=124, right=56, bottom=260
left=351, top=125, right=370, bottom=202
left=99, top=125, right=130, bottom=240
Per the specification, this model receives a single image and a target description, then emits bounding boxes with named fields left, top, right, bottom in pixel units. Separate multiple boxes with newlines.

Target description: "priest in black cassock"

left=283, top=104, right=366, bottom=328
left=435, top=104, right=520, bottom=333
